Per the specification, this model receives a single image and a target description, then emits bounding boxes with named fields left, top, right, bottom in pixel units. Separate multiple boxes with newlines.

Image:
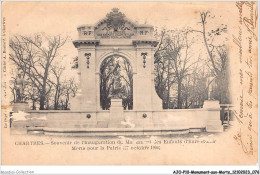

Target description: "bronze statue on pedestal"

left=14, top=72, right=25, bottom=103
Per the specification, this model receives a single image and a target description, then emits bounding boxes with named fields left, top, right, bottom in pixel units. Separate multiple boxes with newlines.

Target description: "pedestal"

left=203, top=100, right=223, bottom=132
left=108, top=99, right=125, bottom=128
left=12, top=103, right=30, bottom=112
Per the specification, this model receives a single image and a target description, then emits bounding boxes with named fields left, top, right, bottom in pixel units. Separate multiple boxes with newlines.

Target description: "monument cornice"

left=73, top=40, right=100, bottom=48
left=132, top=40, right=158, bottom=47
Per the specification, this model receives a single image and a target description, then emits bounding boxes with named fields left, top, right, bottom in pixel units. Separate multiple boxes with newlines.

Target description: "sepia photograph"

left=1, top=1, right=258, bottom=170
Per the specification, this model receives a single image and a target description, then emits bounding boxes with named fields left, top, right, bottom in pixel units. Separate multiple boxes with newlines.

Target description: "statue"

left=110, top=61, right=124, bottom=99
left=207, top=72, right=216, bottom=100
left=15, top=72, right=25, bottom=103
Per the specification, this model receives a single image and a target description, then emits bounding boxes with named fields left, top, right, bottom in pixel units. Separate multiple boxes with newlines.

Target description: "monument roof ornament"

left=94, top=8, right=136, bottom=30
left=106, top=8, right=126, bottom=31
left=75, top=8, right=156, bottom=42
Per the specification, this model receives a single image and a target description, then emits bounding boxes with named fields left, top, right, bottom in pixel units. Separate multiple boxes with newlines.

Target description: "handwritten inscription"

left=243, top=2, right=258, bottom=41
left=233, top=2, right=258, bottom=156
left=232, top=27, right=242, bottom=63
left=233, top=129, right=253, bottom=155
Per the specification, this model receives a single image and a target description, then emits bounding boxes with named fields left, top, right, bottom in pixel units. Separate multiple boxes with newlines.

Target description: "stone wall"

left=11, top=100, right=223, bottom=135
left=20, top=109, right=207, bottom=130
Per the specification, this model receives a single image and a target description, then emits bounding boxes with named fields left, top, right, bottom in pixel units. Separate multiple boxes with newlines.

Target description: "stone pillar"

left=135, top=45, right=162, bottom=111
left=132, top=72, right=137, bottom=110
left=70, top=45, right=97, bottom=111
left=203, top=100, right=223, bottom=132
left=135, top=46, right=152, bottom=110
left=71, top=24, right=99, bottom=111
left=80, top=47, right=96, bottom=110
left=96, top=72, right=101, bottom=110
left=108, top=99, right=125, bottom=128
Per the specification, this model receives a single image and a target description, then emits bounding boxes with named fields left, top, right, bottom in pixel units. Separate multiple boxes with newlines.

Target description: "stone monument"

left=108, top=61, right=125, bottom=128
left=204, top=73, right=223, bottom=132
left=10, top=8, right=226, bottom=135
left=12, top=71, right=30, bottom=112
left=71, top=8, right=162, bottom=113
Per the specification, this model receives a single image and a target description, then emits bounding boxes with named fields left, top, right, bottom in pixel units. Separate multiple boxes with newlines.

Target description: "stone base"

left=12, top=103, right=30, bottom=112
left=206, top=117, right=223, bottom=132
left=108, top=99, right=125, bottom=128
left=204, top=100, right=223, bottom=133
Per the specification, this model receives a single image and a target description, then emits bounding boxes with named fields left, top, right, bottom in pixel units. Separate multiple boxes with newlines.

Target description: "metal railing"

left=220, top=104, right=234, bottom=125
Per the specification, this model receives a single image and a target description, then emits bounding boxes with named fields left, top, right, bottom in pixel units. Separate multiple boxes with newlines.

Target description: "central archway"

left=99, top=54, right=133, bottom=110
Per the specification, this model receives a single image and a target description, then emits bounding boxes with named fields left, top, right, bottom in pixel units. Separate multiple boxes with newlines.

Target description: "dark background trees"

left=9, top=11, right=230, bottom=110
left=198, top=11, right=230, bottom=104
left=9, top=33, right=77, bottom=110
left=154, top=11, right=230, bottom=109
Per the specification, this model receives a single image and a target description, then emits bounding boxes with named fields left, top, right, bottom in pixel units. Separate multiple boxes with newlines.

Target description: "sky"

left=3, top=1, right=232, bottom=36
left=3, top=1, right=233, bottom=80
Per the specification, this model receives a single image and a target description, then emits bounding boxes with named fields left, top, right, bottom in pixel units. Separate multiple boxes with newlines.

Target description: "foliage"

left=154, top=11, right=230, bottom=109
left=9, top=33, right=77, bottom=110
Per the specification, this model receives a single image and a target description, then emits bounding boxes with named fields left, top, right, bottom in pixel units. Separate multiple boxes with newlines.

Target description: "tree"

left=170, top=31, right=200, bottom=109
left=9, top=34, right=67, bottom=109
left=25, top=81, right=40, bottom=110
left=198, top=12, right=230, bottom=103
left=100, top=56, right=116, bottom=110
left=181, top=63, right=207, bottom=108
left=71, top=56, right=78, bottom=69
left=9, top=72, right=17, bottom=104
left=119, top=58, right=133, bottom=110
left=51, top=64, right=65, bottom=110
left=154, top=29, right=198, bottom=109
left=59, top=78, right=78, bottom=110
left=154, top=29, right=176, bottom=109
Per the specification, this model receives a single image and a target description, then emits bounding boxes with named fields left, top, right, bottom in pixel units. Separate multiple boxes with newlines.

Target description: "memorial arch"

left=71, top=8, right=162, bottom=111
left=11, top=8, right=223, bottom=134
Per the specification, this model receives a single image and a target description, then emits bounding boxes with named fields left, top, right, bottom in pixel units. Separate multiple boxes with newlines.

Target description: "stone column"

left=135, top=44, right=162, bottom=111
left=96, top=72, right=101, bottom=110
left=132, top=72, right=137, bottom=110
left=79, top=47, right=96, bottom=110
left=135, top=46, right=152, bottom=110
left=71, top=37, right=99, bottom=111
left=203, top=100, right=223, bottom=132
